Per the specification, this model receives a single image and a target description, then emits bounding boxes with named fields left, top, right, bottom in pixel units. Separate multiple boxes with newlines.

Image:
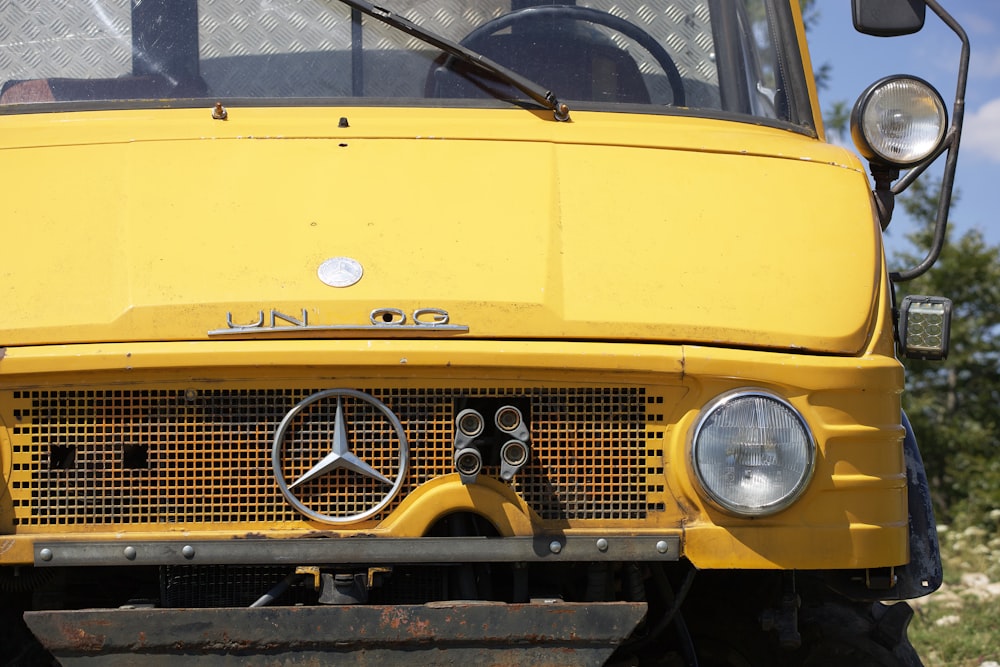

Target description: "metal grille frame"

left=7, top=385, right=667, bottom=528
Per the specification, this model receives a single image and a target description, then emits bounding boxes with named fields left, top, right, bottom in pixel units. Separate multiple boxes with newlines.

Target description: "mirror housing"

left=853, top=0, right=926, bottom=37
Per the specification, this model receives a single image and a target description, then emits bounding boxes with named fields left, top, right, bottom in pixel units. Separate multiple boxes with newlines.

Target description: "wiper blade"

left=336, top=0, right=570, bottom=121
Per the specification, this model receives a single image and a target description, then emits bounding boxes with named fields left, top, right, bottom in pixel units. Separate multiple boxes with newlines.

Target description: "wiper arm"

left=335, top=0, right=570, bottom=121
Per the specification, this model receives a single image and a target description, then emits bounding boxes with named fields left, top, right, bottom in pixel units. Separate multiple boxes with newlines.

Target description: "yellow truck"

left=0, top=0, right=967, bottom=664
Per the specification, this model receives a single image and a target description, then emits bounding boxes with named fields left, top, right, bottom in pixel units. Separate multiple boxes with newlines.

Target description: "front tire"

left=797, top=601, right=922, bottom=667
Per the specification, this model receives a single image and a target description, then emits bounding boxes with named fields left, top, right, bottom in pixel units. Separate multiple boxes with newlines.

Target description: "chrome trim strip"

left=207, top=324, right=470, bottom=337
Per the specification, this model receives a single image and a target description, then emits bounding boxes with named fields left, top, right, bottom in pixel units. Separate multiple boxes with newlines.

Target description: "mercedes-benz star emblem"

left=317, top=256, right=364, bottom=288
left=272, top=389, right=409, bottom=524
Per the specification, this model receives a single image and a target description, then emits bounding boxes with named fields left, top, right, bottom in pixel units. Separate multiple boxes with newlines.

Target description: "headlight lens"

left=851, top=75, right=947, bottom=167
left=691, top=390, right=815, bottom=516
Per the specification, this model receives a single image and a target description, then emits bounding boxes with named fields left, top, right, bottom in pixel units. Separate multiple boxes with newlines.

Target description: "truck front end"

left=0, top=1, right=965, bottom=665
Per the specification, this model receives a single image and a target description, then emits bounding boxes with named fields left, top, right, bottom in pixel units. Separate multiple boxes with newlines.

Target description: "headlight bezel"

left=850, top=74, right=948, bottom=169
left=689, top=389, right=817, bottom=518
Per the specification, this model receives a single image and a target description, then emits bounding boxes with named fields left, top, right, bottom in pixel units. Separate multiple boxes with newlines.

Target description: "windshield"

left=0, top=0, right=809, bottom=126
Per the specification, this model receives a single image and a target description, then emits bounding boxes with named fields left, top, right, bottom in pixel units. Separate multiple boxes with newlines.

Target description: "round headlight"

left=690, top=390, right=815, bottom=517
left=851, top=75, right=947, bottom=168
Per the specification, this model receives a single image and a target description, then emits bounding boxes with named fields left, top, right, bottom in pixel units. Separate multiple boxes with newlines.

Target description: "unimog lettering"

left=213, top=307, right=465, bottom=335
left=0, top=0, right=968, bottom=664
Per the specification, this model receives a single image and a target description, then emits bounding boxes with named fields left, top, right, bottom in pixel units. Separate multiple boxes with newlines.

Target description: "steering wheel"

left=456, top=5, right=686, bottom=107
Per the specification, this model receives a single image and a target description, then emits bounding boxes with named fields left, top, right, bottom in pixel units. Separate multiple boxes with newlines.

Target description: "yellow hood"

left=1, top=108, right=880, bottom=354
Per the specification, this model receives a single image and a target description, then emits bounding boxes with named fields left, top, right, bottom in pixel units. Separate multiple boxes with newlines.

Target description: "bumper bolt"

left=123, top=546, right=137, bottom=560
left=182, top=545, right=196, bottom=559
left=39, top=548, right=53, bottom=562
left=596, top=538, right=609, bottom=552
left=549, top=540, right=563, bottom=555
left=656, top=540, right=670, bottom=554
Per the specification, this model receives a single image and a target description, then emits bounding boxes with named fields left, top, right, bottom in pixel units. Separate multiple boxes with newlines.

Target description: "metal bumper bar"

left=25, top=601, right=648, bottom=666
left=33, top=535, right=681, bottom=567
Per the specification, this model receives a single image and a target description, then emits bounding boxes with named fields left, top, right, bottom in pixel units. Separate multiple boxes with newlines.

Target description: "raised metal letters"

left=226, top=309, right=308, bottom=329
left=370, top=308, right=407, bottom=325
left=209, top=307, right=468, bottom=337
left=414, top=308, right=450, bottom=325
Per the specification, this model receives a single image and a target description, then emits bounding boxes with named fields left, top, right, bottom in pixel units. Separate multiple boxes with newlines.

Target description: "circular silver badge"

left=317, top=257, right=364, bottom=288
left=272, top=389, right=408, bottom=524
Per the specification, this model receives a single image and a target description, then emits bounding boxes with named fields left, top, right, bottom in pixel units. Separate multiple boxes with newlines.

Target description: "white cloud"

left=962, top=98, right=1000, bottom=163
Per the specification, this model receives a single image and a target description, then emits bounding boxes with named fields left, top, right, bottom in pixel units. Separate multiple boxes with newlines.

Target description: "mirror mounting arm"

left=889, top=0, right=970, bottom=283
left=871, top=165, right=899, bottom=231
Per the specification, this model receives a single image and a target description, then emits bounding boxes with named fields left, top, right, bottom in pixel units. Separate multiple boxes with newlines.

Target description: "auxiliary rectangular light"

left=899, top=295, right=953, bottom=361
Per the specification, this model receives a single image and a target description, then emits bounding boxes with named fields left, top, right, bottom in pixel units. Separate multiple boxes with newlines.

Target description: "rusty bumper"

left=25, top=600, right=647, bottom=666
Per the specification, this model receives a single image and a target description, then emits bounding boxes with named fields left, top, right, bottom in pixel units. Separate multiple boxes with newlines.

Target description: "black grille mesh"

left=7, top=386, right=666, bottom=526
left=160, top=565, right=317, bottom=608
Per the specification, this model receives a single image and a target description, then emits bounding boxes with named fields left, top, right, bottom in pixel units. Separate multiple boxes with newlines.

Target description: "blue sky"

left=807, top=1, right=1000, bottom=257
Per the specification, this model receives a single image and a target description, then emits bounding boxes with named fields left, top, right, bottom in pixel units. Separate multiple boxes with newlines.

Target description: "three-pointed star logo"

left=288, top=397, right=393, bottom=489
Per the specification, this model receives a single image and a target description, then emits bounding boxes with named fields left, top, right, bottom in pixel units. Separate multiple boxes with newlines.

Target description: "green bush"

left=908, top=514, right=1000, bottom=667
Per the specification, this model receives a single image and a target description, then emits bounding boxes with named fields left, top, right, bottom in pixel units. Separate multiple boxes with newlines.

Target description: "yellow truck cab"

left=0, top=0, right=968, bottom=665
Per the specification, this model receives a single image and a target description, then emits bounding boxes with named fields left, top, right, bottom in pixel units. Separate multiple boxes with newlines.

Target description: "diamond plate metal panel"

left=585, top=1, right=717, bottom=105
left=198, top=0, right=354, bottom=96
left=604, top=2, right=715, bottom=81
left=0, top=0, right=132, bottom=81
left=2, top=0, right=719, bottom=103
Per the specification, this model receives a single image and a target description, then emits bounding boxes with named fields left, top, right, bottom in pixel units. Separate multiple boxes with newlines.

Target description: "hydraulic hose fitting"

left=499, top=439, right=530, bottom=481
left=454, top=447, right=483, bottom=485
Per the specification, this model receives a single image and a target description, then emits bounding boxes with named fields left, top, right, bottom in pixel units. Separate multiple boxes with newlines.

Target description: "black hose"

left=620, top=564, right=697, bottom=652
left=673, top=608, right=699, bottom=667
left=625, top=563, right=645, bottom=603
left=249, top=573, right=301, bottom=608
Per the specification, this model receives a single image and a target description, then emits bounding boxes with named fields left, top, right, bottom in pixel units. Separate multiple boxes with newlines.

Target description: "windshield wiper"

left=334, top=0, right=570, bottom=121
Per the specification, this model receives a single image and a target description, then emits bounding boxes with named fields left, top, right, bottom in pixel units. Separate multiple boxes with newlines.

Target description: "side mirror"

left=853, top=0, right=926, bottom=37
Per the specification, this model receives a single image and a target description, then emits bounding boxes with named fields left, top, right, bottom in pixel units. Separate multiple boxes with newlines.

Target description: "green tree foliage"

left=893, top=180, right=1000, bottom=524
left=823, top=100, right=849, bottom=141
left=798, top=0, right=818, bottom=31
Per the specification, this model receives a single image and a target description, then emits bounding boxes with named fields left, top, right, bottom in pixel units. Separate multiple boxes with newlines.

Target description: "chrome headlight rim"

left=850, top=74, right=948, bottom=168
left=689, top=389, right=816, bottom=518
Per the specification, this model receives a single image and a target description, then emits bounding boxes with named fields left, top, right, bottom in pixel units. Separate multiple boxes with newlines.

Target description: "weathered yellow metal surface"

left=0, top=108, right=878, bottom=354
left=0, top=334, right=907, bottom=570
left=0, top=64, right=904, bottom=574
